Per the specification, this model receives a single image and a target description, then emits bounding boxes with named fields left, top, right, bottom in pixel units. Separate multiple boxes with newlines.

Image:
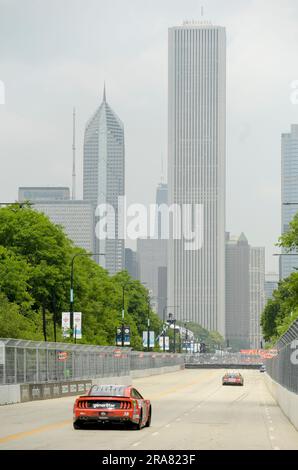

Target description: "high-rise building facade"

left=281, top=124, right=298, bottom=279
left=125, top=248, right=138, bottom=280
left=225, top=233, right=250, bottom=349
left=156, top=182, right=168, bottom=238
left=137, top=238, right=167, bottom=313
left=264, top=272, right=279, bottom=301
left=83, top=87, right=125, bottom=274
left=168, top=22, right=226, bottom=334
left=19, top=187, right=94, bottom=253
left=250, top=247, right=265, bottom=349
left=136, top=182, right=168, bottom=317
left=35, top=201, right=95, bottom=253
left=19, top=187, right=70, bottom=202
left=225, top=232, right=266, bottom=350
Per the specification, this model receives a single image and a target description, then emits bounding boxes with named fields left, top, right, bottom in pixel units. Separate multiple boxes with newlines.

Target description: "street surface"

left=1, top=369, right=298, bottom=450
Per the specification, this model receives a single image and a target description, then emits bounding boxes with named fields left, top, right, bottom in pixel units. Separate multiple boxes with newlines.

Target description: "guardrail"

left=265, top=319, right=298, bottom=394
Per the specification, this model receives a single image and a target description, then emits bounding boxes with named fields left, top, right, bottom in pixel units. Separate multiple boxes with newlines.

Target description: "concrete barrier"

left=0, top=384, right=20, bottom=405
left=0, top=375, right=131, bottom=405
left=131, top=364, right=184, bottom=379
left=265, top=373, right=298, bottom=431
left=0, top=365, right=185, bottom=405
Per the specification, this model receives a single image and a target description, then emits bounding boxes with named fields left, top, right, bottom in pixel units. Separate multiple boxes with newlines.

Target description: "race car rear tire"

left=132, top=412, right=143, bottom=430
left=145, top=408, right=151, bottom=427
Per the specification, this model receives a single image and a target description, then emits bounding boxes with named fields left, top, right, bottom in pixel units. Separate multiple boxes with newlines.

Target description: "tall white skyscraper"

left=83, top=86, right=125, bottom=274
left=168, top=22, right=226, bottom=335
left=280, top=124, right=298, bottom=280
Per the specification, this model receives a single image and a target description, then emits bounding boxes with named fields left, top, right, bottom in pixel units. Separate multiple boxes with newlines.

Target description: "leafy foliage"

left=176, top=321, right=225, bottom=352
left=0, top=204, right=162, bottom=348
left=261, top=212, right=298, bottom=342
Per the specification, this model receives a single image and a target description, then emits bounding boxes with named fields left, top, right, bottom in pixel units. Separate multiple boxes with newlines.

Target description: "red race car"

left=222, top=372, right=244, bottom=386
left=73, top=384, right=151, bottom=430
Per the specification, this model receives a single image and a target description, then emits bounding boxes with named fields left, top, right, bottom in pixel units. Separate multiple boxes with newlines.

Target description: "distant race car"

left=259, top=364, right=266, bottom=373
left=73, top=384, right=151, bottom=430
left=222, top=372, right=244, bottom=386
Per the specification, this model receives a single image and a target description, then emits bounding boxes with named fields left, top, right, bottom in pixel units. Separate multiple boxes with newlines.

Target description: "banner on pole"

left=73, top=312, right=82, bottom=339
left=62, top=312, right=70, bottom=338
left=159, top=336, right=169, bottom=351
left=116, top=325, right=131, bottom=346
left=142, top=331, right=155, bottom=348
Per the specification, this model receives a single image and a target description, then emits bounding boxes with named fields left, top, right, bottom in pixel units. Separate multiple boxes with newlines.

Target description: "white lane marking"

left=176, top=418, right=181, bottom=422
left=269, top=427, right=274, bottom=432
left=165, top=424, right=171, bottom=428
left=132, top=442, right=140, bottom=447
left=269, top=435, right=275, bottom=440
left=274, top=446, right=280, bottom=450
left=152, top=432, right=159, bottom=436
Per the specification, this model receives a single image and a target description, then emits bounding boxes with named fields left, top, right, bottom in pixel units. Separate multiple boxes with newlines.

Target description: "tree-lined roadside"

left=262, top=212, right=298, bottom=344
left=0, top=204, right=161, bottom=348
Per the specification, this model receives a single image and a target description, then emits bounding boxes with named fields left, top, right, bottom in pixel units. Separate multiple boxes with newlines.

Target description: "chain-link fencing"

left=130, top=351, right=184, bottom=370
left=0, top=338, right=184, bottom=385
left=185, top=352, right=263, bottom=365
left=0, top=339, right=130, bottom=384
left=265, top=319, right=298, bottom=394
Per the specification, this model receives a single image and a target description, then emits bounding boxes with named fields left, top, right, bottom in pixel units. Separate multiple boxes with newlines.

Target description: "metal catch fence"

left=266, top=319, right=298, bottom=394
left=0, top=339, right=130, bottom=384
left=0, top=338, right=184, bottom=385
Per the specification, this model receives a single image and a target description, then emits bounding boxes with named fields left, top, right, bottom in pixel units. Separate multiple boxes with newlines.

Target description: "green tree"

left=0, top=204, right=163, bottom=348
left=0, top=293, right=44, bottom=340
left=0, top=245, right=33, bottom=308
left=261, top=212, right=298, bottom=342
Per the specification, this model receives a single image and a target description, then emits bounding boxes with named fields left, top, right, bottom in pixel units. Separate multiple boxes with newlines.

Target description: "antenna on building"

left=72, top=107, right=76, bottom=200
left=103, top=82, right=106, bottom=102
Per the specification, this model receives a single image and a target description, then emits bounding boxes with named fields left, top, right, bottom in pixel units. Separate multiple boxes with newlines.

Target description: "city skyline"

left=1, top=1, right=298, bottom=452
left=1, top=1, right=298, bottom=275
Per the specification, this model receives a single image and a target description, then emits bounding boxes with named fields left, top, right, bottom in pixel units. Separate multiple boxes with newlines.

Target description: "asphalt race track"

left=1, top=369, right=298, bottom=450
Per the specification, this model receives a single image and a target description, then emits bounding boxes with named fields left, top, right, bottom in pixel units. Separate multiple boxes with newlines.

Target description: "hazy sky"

left=1, top=0, right=298, bottom=272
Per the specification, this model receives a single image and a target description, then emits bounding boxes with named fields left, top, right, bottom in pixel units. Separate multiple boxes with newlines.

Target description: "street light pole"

left=162, top=305, right=167, bottom=352
left=173, top=318, right=176, bottom=353
left=70, top=252, right=105, bottom=342
left=120, top=280, right=134, bottom=347
left=162, top=305, right=179, bottom=352
left=147, top=296, right=151, bottom=352
left=122, top=284, right=125, bottom=347
left=147, top=317, right=150, bottom=352
left=185, top=322, right=188, bottom=353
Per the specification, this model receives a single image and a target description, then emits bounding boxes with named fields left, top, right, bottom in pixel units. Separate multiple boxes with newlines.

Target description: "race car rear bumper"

left=73, top=408, right=138, bottom=424
left=222, top=382, right=243, bottom=385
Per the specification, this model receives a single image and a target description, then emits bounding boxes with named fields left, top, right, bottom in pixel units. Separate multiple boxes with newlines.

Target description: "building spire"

left=103, top=82, right=106, bottom=102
